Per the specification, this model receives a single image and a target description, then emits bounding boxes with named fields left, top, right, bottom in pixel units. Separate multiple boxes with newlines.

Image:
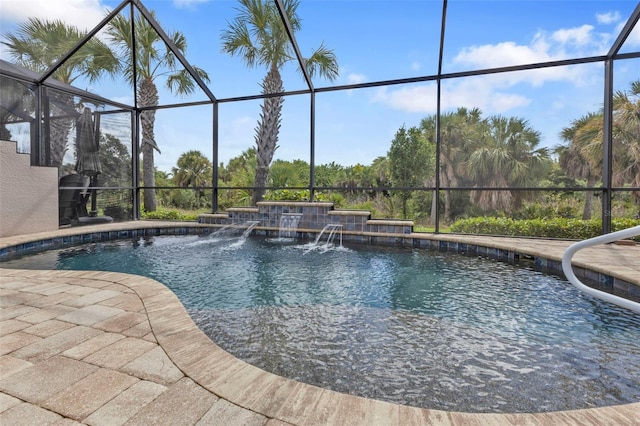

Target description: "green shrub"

left=327, top=192, right=346, bottom=208
left=141, top=209, right=199, bottom=221
left=451, top=217, right=640, bottom=241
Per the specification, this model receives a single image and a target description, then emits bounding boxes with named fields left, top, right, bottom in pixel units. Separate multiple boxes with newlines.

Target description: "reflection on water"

left=2, top=235, right=640, bottom=413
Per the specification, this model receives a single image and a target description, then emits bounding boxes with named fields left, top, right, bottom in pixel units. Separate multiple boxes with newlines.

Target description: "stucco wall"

left=0, top=140, right=59, bottom=237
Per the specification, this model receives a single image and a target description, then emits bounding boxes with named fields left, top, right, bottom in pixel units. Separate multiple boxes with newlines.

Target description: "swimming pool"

left=3, top=233, right=640, bottom=413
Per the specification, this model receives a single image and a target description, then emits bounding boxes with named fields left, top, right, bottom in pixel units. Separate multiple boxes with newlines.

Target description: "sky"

left=1, top=0, right=639, bottom=174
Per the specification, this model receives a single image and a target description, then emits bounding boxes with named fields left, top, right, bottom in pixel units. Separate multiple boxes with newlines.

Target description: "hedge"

left=450, top=217, right=640, bottom=241
left=141, top=209, right=199, bottom=221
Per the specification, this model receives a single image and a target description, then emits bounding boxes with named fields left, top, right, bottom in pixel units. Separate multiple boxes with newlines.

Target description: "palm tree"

left=2, top=18, right=118, bottom=167
left=220, top=148, right=257, bottom=207
left=613, top=80, right=640, bottom=209
left=421, top=107, right=483, bottom=222
left=105, top=11, right=209, bottom=212
left=558, top=112, right=603, bottom=219
left=172, top=150, right=212, bottom=207
left=172, top=150, right=212, bottom=188
left=464, top=115, right=551, bottom=213
left=222, top=0, right=339, bottom=205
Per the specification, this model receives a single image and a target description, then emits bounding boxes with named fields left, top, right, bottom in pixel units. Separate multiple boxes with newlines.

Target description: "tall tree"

left=99, top=133, right=132, bottom=188
left=613, top=79, right=640, bottom=209
left=222, top=0, right=339, bottom=205
left=558, top=112, right=603, bottom=219
left=220, top=148, right=257, bottom=207
left=388, top=125, right=432, bottom=218
left=2, top=18, right=118, bottom=166
left=172, top=150, right=212, bottom=188
left=106, top=11, right=209, bottom=212
left=269, top=159, right=309, bottom=187
left=314, top=161, right=344, bottom=188
left=172, top=150, right=212, bottom=206
left=421, top=107, right=482, bottom=222
left=464, top=115, right=551, bottom=213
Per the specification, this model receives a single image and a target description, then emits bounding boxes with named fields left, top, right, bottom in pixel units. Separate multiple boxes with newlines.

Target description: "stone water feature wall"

left=198, top=201, right=413, bottom=245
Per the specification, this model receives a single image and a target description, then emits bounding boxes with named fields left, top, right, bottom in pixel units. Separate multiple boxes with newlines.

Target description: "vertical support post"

left=212, top=102, right=219, bottom=213
left=434, top=81, right=442, bottom=234
left=434, top=0, right=448, bottom=233
left=90, top=112, right=101, bottom=215
left=309, top=92, right=316, bottom=201
left=130, top=1, right=140, bottom=220
left=33, top=84, right=42, bottom=166
left=132, top=109, right=140, bottom=220
left=602, top=60, right=614, bottom=235
left=42, top=87, right=51, bottom=167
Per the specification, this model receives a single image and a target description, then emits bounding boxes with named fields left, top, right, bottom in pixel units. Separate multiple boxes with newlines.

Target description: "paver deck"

left=0, top=222, right=639, bottom=425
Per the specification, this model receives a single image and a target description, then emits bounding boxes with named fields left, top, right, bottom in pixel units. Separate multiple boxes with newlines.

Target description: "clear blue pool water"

left=3, top=234, right=640, bottom=413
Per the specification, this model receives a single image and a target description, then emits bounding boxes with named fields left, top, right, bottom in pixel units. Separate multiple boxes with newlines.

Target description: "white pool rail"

left=561, top=225, right=640, bottom=314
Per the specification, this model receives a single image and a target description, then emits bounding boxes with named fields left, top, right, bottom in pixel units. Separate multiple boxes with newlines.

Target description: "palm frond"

left=304, top=43, right=339, bottom=81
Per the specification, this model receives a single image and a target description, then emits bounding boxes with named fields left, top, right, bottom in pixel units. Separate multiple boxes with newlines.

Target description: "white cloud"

left=453, top=23, right=613, bottom=72
left=347, top=73, right=366, bottom=85
left=373, top=85, right=436, bottom=113
left=552, top=25, right=595, bottom=46
left=379, top=76, right=532, bottom=114
left=368, top=22, right=613, bottom=116
left=411, top=61, right=421, bottom=71
left=0, top=0, right=108, bottom=32
left=596, top=11, right=621, bottom=25
left=454, top=40, right=556, bottom=70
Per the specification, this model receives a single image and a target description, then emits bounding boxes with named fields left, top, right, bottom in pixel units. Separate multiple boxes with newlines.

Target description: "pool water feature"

left=278, top=213, right=303, bottom=239
left=2, top=234, right=639, bottom=413
left=313, top=223, right=343, bottom=246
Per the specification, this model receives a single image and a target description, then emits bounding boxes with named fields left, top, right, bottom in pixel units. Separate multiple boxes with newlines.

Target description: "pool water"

left=3, top=234, right=640, bottom=413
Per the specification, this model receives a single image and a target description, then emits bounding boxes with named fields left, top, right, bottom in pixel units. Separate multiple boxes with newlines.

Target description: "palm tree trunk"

left=444, top=190, right=451, bottom=220
left=251, top=64, right=284, bottom=205
left=139, top=78, right=160, bottom=212
left=430, top=189, right=437, bottom=225
left=582, top=175, right=595, bottom=220
left=443, top=163, right=457, bottom=219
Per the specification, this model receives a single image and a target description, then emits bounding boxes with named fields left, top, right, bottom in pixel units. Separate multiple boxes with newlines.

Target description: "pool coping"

left=1, top=221, right=640, bottom=425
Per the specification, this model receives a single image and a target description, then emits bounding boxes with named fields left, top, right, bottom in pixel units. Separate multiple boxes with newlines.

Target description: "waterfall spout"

left=314, top=224, right=343, bottom=246
left=209, top=220, right=260, bottom=239
left=279, top=213, right=303, bottom=239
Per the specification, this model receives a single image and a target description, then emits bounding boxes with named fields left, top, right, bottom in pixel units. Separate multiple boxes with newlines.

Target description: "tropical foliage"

left=2, top=18, right=118, bottom=166
left=105, top=10, right=209, bottom=212
left=388, top=125, right=434, bottom=218
left=2, top=10, right=638, bottom=236
left=222, top=0, right=339, bottom=205
left=557, top=79, right=640, bottom=219
left=171, top=150, right=212, bottom=208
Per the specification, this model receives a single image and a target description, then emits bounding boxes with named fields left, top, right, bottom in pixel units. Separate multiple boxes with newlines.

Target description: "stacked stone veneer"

left=198, top=201, right=413, bottom=244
